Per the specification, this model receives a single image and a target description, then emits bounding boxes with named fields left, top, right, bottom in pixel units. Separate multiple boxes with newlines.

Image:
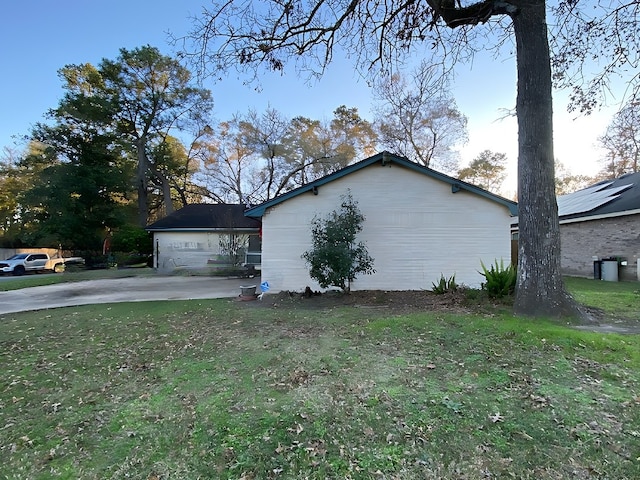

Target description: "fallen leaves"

left=1, top=290, right=639, bottom=479
left=489, top=412, right=504, bottom=423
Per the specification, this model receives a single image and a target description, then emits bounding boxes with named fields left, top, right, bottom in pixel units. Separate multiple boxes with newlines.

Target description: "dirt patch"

left=244, top=288, right=491, bottom=315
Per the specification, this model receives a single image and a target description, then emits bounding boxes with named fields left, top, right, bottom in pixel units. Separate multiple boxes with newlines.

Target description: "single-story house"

left=556, top=172, right=640, bottom=280
left=146, top=204, right=261, bottom=274
left=245, top=151, right=518, bottom=292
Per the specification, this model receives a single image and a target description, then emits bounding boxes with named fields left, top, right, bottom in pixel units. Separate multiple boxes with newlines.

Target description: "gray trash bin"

left=601, top=258, right=619, bottom=282
left=593, top=260, right=602, bottom=280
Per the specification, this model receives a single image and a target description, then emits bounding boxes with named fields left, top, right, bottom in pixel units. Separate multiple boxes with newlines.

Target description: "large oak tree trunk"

left=512, top=1, right=579, bottom=317
left=135, top=139, right=149, bottom=228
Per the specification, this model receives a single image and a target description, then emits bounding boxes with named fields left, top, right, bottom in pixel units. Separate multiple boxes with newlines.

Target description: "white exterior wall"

left=260, top=163, right=513, bottom=292
left=153, top=231, right=226, bottom=274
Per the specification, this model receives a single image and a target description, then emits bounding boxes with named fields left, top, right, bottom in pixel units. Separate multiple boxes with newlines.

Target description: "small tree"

left=302, top=192, right=375, bottom=292
left=219, top=233, right=249, bottom=266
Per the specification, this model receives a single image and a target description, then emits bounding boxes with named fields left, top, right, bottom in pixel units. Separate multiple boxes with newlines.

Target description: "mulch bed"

left=238, top=288, right=640, bottom=333
left=242, top=288, right=482, bottom=315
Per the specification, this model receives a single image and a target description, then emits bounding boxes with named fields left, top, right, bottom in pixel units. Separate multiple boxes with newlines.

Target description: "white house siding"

left=154, top=231, right=226, bottom=274
left=260, top=163, right=513, bottom=292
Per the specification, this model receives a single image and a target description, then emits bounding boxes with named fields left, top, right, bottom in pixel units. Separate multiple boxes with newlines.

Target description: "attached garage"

left=245, top=152, right=517, bottom=292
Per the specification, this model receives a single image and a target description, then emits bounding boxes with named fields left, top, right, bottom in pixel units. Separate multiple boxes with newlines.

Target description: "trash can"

left=593, top=259, right=602, bottom=280
left=601, top=258, right=619, bottom=282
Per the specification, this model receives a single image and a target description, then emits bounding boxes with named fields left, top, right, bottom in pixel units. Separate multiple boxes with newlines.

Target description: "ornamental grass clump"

left=431, top=274, right=458, bottom=294
left=480, top=259, right=517, bottom=298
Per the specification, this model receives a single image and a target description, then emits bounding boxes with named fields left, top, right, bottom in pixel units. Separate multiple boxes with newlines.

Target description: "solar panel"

left=557, top=182, right=632, bottom=217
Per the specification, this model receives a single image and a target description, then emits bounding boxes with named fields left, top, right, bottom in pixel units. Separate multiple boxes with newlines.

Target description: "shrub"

left=111, top=225, right=153, bottom=255
left=479, top=259, right=517, bottom=298
left=431, top=274, right=458, bottom=294
left=75, top=251, right=117, bottom=269
left=301, top=192, right=375, bottom=293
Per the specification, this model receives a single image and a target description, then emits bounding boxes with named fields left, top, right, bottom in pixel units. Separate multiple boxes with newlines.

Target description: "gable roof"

left=244, top=151, right=518, bottom=218
left=146, top=204, right=261, bottom=231
left=558, top=171, right=640, bottom=221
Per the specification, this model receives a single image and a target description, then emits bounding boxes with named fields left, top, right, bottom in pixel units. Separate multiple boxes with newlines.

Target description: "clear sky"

left=1, top=1, right=621, bottom=194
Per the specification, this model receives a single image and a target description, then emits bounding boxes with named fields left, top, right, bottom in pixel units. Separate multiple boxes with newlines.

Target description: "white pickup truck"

left=0, top=253, right=84, bottom=276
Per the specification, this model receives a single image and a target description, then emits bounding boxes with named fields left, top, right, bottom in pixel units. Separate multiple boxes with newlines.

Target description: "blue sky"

left=1, top=1, right=620, bottom=193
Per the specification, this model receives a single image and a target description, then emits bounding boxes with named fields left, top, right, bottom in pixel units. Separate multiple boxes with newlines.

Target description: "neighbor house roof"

left=557, top=171, right=640, bottom=222
left=146, top=204, right=261, bottom=232
left=510, top=171, right=640, bottom=228
left=244, top=151, right=519, bottom=218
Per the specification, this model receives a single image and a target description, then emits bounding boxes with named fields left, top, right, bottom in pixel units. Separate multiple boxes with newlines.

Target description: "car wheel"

left=54, top=263, right=65, bottom=273
left=13, top=266, right=25, bottom=276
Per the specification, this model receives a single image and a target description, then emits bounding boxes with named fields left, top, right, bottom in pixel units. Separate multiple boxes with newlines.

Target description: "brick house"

left=514, top=172, right=640, bottom=281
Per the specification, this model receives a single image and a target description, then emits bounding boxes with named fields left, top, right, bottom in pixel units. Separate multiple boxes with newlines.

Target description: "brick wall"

left=560, top=213, right=640, bottom=281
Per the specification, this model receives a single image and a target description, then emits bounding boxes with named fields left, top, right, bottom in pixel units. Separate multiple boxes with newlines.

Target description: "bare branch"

left=175, top=0, right=513, bottom=85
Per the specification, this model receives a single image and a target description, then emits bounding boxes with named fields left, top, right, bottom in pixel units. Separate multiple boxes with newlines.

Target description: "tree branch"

left=427, top=0, right=518, bottom=28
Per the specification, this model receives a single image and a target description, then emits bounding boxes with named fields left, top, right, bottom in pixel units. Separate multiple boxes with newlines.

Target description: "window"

left=246, top=234, right=262, bottom=265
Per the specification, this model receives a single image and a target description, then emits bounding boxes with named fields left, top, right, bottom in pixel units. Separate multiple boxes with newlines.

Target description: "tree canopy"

left=197, top=106, right=377, bottom=204
left=457, top=150, right=507, bottom=194
left=57, top=46, right=214, bottom=226
left=373, top=64, right=468, bottom=172
left=598, top=102, right=640, bottom=179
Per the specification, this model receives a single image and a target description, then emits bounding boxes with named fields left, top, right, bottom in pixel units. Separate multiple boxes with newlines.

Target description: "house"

left=146, top=204, right=261, bottom=274
left=555, top=172, right=640, bottom=280
left=245, top=151, right=518, bottom=292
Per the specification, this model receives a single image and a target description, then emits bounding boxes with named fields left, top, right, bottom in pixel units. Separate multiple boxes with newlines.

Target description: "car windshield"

left=7, top=254, right=29, bottom=260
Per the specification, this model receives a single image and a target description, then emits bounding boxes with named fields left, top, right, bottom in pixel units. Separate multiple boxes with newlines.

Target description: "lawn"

left=0, top=279, right=638, bottom=479
left=0, top=268, right=156, bottom=292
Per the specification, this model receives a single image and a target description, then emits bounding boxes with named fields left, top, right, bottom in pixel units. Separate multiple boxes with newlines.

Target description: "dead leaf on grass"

left=286, top=423, right=304, bottom=435
left=489, top=412, right=504, bottom=423
left=529, top=394, right=551, bottom=408
left=516, top=430, right=533, bottom=440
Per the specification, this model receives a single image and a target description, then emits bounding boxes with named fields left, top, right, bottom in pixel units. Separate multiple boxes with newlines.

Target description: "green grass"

left=0, top=282, right=639, bottom=478
left=0, top=268, right=155, bottom=291
left=565, top=276, right=640, bottom=319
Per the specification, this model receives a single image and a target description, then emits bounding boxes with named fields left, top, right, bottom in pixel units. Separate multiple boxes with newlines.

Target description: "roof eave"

left=146, top=227, right=260, bottom=233
left=244, top=152, right=519, bottom=218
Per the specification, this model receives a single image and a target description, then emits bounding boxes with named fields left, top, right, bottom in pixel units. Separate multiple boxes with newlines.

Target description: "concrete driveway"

left=0, top=276, right=255, bottom=315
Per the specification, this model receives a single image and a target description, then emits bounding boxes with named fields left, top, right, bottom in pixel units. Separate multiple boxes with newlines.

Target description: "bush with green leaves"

left=479, top=259, right=517, bottom=298
left=302, top=192, right=375, bottom=293
left=431, top=274, right=458, bottom=294
left=110, top=225, right=153, bottom=254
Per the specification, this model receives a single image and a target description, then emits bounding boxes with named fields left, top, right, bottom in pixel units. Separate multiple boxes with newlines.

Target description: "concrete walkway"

left=0, top=276, right=254, bottom=315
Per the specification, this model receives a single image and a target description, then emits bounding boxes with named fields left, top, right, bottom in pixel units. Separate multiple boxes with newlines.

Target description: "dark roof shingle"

left=146, top=204, right=261, bottom=231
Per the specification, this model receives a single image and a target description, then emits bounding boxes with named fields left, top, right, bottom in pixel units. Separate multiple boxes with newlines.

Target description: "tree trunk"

left=135, top=139, right=149, bottom=228
left=159, top=173, right=175, bottom=215
left=148, top=163, right=176, bottom=216
left=512, top=1, right=579, bottom=317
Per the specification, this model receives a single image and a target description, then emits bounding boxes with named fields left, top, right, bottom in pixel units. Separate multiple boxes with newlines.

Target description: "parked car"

left=0, top=253, right=84, bottom=276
